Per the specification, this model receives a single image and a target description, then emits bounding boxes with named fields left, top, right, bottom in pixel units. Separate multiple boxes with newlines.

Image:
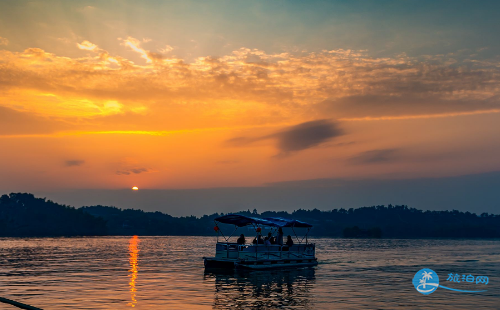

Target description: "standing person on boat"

left=237, top=234, right=245, bottom=245
left=277, top=227, right=284, bottom=246
left=286, top=235, right=294, bottom=247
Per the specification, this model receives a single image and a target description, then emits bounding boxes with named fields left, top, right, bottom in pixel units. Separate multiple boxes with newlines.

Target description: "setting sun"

left=132, top=186, right=139, bottom=191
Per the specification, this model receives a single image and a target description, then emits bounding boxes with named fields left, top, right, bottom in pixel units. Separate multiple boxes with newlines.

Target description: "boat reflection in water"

left=205, top=267, right=316, bottom=309
left=127, top=235, right=140, bottom=308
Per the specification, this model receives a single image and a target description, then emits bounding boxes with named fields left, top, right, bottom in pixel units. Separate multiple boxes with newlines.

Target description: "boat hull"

left=204, top=257, right=318, bottom=270
left=204, top=258, right=236, bottom=269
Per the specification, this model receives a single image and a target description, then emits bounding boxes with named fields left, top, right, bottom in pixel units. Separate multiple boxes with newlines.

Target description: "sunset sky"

left=1, top=1, right=500, bottom=215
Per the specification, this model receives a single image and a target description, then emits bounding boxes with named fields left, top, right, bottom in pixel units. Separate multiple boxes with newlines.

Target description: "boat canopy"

left=263, top=217, right=313, bottom=228
left=215, top=214, right=313, bottom=228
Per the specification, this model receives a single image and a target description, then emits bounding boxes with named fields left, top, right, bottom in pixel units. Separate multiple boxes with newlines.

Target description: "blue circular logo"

left=413, top=268, right=439, bottom=295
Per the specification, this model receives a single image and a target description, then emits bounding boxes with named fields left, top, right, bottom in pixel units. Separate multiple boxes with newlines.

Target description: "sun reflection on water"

left=127, top=235, right=140, bottom=307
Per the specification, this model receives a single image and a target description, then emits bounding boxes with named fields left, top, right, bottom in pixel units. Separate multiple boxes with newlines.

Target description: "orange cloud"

left=339, top=109, right=500, bottom=122
left=120, top=36, right=153, bottom=63
left=77, top=40, right=97, bottom=51
left=1, top=38, right=500, bottom=136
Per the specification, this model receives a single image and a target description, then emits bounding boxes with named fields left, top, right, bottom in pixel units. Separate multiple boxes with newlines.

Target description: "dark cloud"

left=334, top=141, right=356, bottom=147
left=116, top=168, right=150, bottom=175
left=274, top=120, right=342, bottom=153
left=319, top=94, right=500, bottom=119
left=147, top=51, right=163, bottom=62
left=349, top=149, right=400, bottom=164
left=65, top=160, right=85, bottom=167
left=226, top=119, right=343, bottom=157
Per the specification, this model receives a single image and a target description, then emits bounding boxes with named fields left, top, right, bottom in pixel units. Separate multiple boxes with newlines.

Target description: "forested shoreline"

left=1, top=192, right=499, bottom=238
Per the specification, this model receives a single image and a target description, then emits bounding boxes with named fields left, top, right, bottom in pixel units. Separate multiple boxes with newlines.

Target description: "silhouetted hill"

left=79, top=203, right=500, bottom=238
left=81, top=205, right=200, bottom=235
left=1, top=193, right=500, bottom=238
left=0, top=193, right=106, bottom=236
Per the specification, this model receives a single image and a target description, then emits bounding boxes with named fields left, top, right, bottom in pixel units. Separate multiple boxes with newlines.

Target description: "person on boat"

left=267, top=232, right=276, bottom=244
left=252, top=235, right=264, bottom=244
left=237, top=234, right=245, bottom=245
left=286, top=235, right=294, bottom=247
left=276, top=227, right=284, bottom=246
left=264, top=236, right=272, bottom=246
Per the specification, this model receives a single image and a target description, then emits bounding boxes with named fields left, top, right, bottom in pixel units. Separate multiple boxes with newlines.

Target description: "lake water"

left=0, top=237, right=499, bottom=309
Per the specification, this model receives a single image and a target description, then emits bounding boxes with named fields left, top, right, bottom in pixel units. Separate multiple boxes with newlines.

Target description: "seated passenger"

left=286, top=235, right=294, bottom=247
left=264, top=236, right=272, bottom=246
left=257, top=235, right=264, bottom=244
left=237, top=234, right=245, bottom=245
left=267, top=232, right=276, bottom=244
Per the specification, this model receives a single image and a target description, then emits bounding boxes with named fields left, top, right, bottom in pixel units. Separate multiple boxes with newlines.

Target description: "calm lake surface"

left=0, top=237, right=499, bottom=309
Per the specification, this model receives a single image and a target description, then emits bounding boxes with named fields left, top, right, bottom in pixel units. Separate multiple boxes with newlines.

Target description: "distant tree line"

left=1, top=193, right=500, bottom=238
left=0, top=193, right=106, bottom=236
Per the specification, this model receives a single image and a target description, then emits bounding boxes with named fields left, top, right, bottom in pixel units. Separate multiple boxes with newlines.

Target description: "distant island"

left=1, top=192, right=499, bottom=238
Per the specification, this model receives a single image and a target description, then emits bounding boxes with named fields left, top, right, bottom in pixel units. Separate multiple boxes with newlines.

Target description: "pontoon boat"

left=203, top=214, right=318, bottom=269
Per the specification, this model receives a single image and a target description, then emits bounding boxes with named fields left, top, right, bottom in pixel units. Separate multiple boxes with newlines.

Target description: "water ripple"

left=0, top=237, right=499, bottom=309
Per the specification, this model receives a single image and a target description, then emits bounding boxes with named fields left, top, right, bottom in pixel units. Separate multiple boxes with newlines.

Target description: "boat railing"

left=215, top=242, right=315, bottom=260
